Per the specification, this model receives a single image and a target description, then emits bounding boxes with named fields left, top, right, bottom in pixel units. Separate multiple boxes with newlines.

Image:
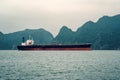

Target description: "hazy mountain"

left=0, top=29, right=54, bottom=50
left=53, top=26, right=75, bottom=44
left=55, top=14, right=120, bottom=50
left=0, top=32, right=6, bottom=49
left=0, top=14, right=120, bottom=50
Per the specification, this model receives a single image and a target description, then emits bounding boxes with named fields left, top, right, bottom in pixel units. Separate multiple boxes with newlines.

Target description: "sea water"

left=0, top=50, right=120, bottom=80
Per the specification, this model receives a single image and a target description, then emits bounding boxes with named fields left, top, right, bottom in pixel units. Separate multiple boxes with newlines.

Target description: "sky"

left=0, top=0, right=120, bottom=36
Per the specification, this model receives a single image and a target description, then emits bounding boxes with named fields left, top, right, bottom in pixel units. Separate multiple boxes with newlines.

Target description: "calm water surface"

left=0, top=50, right=120, bottom=80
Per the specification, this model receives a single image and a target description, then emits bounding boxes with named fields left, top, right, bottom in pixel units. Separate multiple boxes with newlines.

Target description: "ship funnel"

left=22, top=37, right=25, bottom=43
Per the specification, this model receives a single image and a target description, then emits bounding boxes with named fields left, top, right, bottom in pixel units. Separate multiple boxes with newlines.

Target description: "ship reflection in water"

left=17, top=37, right=92, bottom=50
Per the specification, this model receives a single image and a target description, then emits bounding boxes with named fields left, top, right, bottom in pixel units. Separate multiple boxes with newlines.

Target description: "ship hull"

left=17, top=44, right=92, bottom=50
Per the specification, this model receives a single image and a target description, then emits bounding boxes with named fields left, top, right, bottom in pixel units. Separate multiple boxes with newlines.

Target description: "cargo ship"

left=17, top=37, right=92, bottom=50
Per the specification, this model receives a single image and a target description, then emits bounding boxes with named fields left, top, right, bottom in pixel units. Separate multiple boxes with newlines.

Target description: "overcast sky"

left=0, top=0, right=120, bottom=36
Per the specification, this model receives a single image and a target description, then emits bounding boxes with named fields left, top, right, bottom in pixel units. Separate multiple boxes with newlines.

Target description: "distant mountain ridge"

left=0, top=14, right=120, bottom=50
left=54, top=14, right=120, bottom=50
left=53, top=26, right=75, bottom=44
left=0, top=29, right=54, bottom=50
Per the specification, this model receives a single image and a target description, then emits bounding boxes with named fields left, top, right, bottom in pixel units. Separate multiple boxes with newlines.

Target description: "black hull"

left=17, top=44, right=92, bottom=50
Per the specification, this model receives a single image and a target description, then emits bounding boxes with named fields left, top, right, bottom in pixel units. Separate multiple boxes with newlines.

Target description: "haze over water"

left=0, top=50, right=120, bottom=80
